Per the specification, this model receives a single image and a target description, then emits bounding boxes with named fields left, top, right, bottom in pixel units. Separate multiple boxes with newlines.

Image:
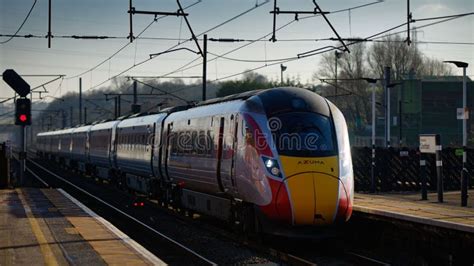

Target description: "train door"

left=163, top=122, right=173, bottom=181
left=216, top=117, right=226, bottom=192
left=85, top=130, right=91, bottom=164
left=110, top=124, right=118, bottom=168
left=151, top=122, right=159, bottom=178
left=217, top=115, right=238, bottom=194
left=230, top=114, right=239, bottom=194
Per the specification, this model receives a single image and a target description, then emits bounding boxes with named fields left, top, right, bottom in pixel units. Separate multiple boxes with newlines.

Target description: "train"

left=36, top=87, right=354, bottom=235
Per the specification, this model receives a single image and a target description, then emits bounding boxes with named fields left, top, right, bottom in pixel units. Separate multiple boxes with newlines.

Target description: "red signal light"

left=15, top=98, right=31, bottom=125
left=19, top=114, right=27, bottom=122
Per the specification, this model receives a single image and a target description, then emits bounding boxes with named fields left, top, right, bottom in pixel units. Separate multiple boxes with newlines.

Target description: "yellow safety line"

left=17, top=189, right=59, bottom=266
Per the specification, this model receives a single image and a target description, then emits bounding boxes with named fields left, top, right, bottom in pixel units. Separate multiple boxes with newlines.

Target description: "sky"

left=1, top=0, right=473, bottom=102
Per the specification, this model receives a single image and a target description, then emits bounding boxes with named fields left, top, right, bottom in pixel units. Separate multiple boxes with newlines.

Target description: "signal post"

left=3, top=69, right=31, bottom=186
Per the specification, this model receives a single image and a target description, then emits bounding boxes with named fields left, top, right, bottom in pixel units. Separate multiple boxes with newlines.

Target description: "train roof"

left=193, top=87, right=330, bottom=117
left=117, top=112, right=167, bottom=128
left=71, top=124, right=93, bottom=133
left=37, top=131, right=56, bottom=137
left=90, top=120, right=120, bottom=131
left=196, top=90, right=262, bottom=107
left=254, top=87, right=330, bottom=117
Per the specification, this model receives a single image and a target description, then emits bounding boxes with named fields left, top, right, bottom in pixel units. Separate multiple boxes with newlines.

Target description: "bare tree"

left=367, top=35, right=424, bottom=80
left=419, top=56, right=453, bottom=77
left=314, top=42, right=372, bottom=132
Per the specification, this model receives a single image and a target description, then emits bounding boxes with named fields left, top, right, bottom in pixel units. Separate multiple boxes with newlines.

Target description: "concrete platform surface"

left=0, top=188, right=164, bottom=265
left=354, top=190, right=474, bottom=234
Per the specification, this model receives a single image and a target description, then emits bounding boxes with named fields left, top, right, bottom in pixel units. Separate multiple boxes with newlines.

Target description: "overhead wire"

left=167, top=9, right=473, bottom=80
left=411, top=12, right=474, bottom=22
left=157, top=1, right=385, bottom=79
left=0, top=0, right=37, bottom=44
left=66, top=0, right=202, bottom=80
left=372, top=12, right=474, bottom=41
left=88, top=0, right=270, bottom=91
left=209, top=22, right=410, bottom=83
left=206, top=13, right=473, bottom=100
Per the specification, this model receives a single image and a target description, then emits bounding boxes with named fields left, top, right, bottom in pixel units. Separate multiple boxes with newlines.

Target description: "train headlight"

left=270, top=166, right=280, bottom=176
left=262, top=157, right=281, bottom=178
left=265, top=159, right=274, bottom=168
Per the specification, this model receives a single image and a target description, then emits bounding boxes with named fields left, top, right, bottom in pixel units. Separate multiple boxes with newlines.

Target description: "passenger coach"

left=36, top=87, right=354, bottom=234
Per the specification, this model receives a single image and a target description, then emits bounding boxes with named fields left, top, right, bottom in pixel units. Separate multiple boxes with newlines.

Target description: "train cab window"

left=271, top=112, right=336, bottom=157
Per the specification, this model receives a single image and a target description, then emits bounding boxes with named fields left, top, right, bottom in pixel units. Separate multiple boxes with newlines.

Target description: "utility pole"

left=131, top=80, right=140, bottom=114
left=202, top=34, right=207, bottom=101
left=79, top=78, right=82, bottom=124
left=62, top=109, right=66, bottom=129
left=114, top=97, right=118, bottom=119
left=47, top=0, right=52, bottom=48
left=70, top=106, right=73, bottom=127
left=334, top=51, right=342, bottom=105
left=133, top=80, right=137, bottom=105
left=406, top=0, right=412, bottom=46
left=128, top=0, right=134, bottom=42
left=399, top=98, right=403, bottom=147
left=384, top=66, right=391, bottom=148
left=118, top=95, right=121, bottom=117
left=280, top=64, right=287, bottom=85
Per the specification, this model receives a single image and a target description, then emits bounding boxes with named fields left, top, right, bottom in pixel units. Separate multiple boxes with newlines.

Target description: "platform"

left=353, top=190, right=474, bottom=234
left=0, top=188, right=164, bottom=265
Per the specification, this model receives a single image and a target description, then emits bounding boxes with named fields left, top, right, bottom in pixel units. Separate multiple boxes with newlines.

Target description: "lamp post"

left=386, top=82, right=402, bottom=148
left=444, top=60, right=469, bottom=207
left=363, top=78, right=378, bottom=193
left=280, top=64, right=287, bottom=85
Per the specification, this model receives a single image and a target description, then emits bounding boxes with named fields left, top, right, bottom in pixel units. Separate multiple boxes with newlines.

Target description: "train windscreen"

left=270, top=112, right=336, bottom=157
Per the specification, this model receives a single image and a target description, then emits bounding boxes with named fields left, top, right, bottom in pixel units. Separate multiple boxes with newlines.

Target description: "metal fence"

left=352, top=147, right=474, bottom=192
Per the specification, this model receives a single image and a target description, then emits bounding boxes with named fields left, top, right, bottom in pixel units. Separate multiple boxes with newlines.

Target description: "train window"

left=270, top=112, right=336, bottom=157
left=175, top=132, right=182, bottom=155
left=170, top=132, right=177, bottom=155
left=191, top=131, right=198, bottom=155
left=197, top=130, right=205, bottom=155
left=184, top=131, right=192, bottom=154
left=206, top=130, right=213, bottom=157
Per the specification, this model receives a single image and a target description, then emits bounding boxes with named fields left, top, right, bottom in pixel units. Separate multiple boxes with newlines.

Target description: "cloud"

left=415, top=3, right=454, bottom=16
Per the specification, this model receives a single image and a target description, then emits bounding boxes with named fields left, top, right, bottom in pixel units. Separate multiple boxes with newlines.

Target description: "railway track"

left=24, top=154, right=390, bottom=265
left=26, top=158, right=217, bottom=265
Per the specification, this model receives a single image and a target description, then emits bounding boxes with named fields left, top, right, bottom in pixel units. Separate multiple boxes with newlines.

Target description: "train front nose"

left=283, top=172, right=339, bottom=225
left=277, top=156, right=345, bottom=225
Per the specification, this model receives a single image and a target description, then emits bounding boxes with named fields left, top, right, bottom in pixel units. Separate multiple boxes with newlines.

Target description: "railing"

left=352, top=147, right=474, bottom=192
